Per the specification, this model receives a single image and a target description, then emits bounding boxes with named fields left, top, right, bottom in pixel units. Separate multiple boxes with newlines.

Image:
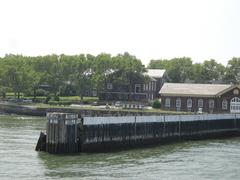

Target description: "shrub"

left=35, top=89, right=49, bottom=96
left=53, top=95, right=60, bottom=101
left=152, top=99, right=161, bottom=109
left=48, top=100, right=72, bottom=106
left=45, top=95, right=51, bottom=104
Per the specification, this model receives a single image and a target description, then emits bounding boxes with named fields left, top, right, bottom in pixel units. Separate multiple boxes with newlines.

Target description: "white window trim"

left=222, top=99, right=228, bottom=110
left=165, top=98, right=171, bottom=108
left=230, top=97, right=240, bottom=113
left=187, top=98, right=192, bottom=108
left=198, top=99, right=203, bottom=107
left=176, top=98, right=181, bottom=108
left=209, top=99, right=214, bottom=109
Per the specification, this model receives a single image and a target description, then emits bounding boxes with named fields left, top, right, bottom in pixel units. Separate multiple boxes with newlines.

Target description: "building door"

left=230, top=97, right=240, bottom=113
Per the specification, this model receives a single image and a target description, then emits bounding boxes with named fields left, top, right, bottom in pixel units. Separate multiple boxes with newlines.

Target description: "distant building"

left=98, top=69, right=166, bottom=101
left=159, top=83, right=240, bottom=113
left=143, top=69, right=166, bottom=100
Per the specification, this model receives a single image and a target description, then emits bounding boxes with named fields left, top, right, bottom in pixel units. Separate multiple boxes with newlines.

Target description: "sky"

left=0, top=0, right=240, bottom=66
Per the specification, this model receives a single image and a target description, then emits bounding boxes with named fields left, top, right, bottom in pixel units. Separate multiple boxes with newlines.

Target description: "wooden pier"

left=36, top=113, right=240, bottom=153
left=45, top=113, right=79, bottom=154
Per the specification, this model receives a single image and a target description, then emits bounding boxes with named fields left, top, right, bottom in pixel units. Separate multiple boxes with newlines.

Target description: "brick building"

left=99, top=69, right=166, bottom=101
left=159, top=83, right=240, bottom=113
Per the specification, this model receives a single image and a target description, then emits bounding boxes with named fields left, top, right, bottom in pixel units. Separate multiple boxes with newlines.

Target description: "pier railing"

left=83, top=113, right=240, bottom=125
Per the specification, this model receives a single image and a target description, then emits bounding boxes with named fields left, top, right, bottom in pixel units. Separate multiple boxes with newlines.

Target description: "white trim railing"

left=83, top=113, right=240, bottom=125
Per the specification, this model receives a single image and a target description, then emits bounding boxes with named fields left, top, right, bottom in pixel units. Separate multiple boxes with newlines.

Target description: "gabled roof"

left=159, top=83, right=233, bottom=97
left=145, top=69, right=166, bottom=78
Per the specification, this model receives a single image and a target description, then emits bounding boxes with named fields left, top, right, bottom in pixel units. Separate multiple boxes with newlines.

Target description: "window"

left=148, top=93, right=154, bottom=100
left=176, top=98, right=181, bottom=108
left=153, top=82, right=156, bottom=91
left=187, top=98, right=192, bottom=108
left=165, top=98, right=171, bottom=108
left=135, top=84, right=141, bottom=93
left=230, top=97, right=240, bottom=113
left=107, top=83, right=112, bottom=90
left=222, top=99, right=228, bottom=110
left=209, top=99, right=214, bottom=109
left=198, top=99, right=203, bottom=107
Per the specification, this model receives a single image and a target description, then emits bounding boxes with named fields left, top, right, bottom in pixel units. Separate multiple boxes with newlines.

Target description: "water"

left=1, top=114, right=240, bottom=180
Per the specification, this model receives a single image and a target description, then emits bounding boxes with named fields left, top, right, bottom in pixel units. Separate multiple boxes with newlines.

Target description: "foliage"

left=48, top=100, right=72, bottom=106
left=148, top=57, right=193, bottom=82
left=1, top=53, right=240, bottom=103
left=152, top=99, right=161, bottom=108
left=148, top=57, right=238, bottom=83
left=224, top=57, right=240, bottom=84
left=35, top=89, right=49, bottom=96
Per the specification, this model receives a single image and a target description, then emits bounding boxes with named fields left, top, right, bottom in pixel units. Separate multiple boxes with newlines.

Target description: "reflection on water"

left=1, top=114, right=240, bottom=180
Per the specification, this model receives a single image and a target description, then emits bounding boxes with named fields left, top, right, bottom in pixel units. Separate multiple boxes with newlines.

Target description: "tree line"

left=0, top=53, right=240, bottom=100
left=0, top=52, right=146, bottom=100
left=148, top=57, right=240, bottom=84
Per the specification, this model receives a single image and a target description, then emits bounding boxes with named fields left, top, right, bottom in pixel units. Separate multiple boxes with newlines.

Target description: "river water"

left=1, top=114, right=240, bottom=180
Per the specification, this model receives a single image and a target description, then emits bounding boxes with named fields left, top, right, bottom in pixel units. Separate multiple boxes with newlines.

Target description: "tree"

left=73, top=54, right=92, bottom=100
left=37, top=54, right=64, bottom=97
left=0, top=57, right=7, bottom=98
left=192, top=63, right=204, bottom=83
left=92, top=53, right=112, bottom=100
left=224, top=57, right=240, bottom=84
left=148, top=57, right=193, bottom=83
left=200, top=59, right=225, bottom=83
left=1, top=55, right=40, bottom=99
left=112, top=52, right=146, bottom=100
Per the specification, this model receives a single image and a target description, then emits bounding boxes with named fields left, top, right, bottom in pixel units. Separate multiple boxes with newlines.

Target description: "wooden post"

left=163, top=115, right=166, bottom=138
left=46, top=112, right=78, bottom=154
left=234, top=113, right=237, bottom=129
left=178, top=115, right=181, bottom=139
left=134, top=116, right=137, bottom=142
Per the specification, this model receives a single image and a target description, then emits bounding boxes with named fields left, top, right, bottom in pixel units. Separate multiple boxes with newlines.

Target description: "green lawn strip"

left=31, top=103, right=190, bottom=115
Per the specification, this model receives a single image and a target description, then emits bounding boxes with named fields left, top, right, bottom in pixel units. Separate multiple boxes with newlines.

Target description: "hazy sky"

left=0, top=0, right=240, bottom=65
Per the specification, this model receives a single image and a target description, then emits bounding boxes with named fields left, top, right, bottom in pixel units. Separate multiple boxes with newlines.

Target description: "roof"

left=145, top=69, right=166, bottom=78
left=159, top=83, right=233, bottom=97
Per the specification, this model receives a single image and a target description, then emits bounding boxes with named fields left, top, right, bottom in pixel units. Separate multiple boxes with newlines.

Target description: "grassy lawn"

left=4, top=93, right=98, bottom=103
left=3, top=93, right=189, bottom=115
left=28, top=103, right=191, bottom=115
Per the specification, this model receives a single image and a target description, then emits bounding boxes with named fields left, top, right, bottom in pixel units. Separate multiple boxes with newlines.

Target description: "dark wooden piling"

left=35, top=132, right=46, bottom=151
left=46, top=112, right=79, bottom=154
